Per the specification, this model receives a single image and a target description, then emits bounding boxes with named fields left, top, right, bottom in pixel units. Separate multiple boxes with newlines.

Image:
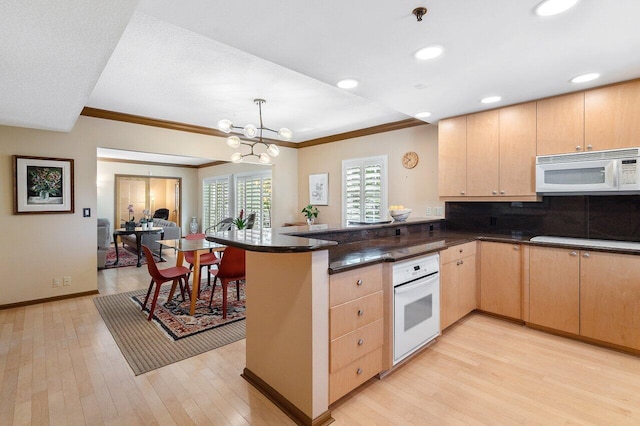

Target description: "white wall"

left=297, top=124, right=441, bottom=225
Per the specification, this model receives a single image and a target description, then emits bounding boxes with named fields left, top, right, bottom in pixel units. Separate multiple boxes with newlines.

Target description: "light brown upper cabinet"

left=585, top=79, right=640, bottom=150
left=498, top=102, right=537, bottom=196
left=466, top=110, right=499, bottom=196
left=466, top=103, right=537, bottom=197
left=438, top=116, right=467, bottom=197
left=537, top=92, right=585, bottom=155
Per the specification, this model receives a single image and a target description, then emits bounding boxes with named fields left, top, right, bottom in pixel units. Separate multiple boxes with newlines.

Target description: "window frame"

left=341, top=155, right=388, bottom=225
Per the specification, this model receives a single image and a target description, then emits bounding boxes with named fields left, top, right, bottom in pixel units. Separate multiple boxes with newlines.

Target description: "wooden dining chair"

left=141, top=245, right=191, bottom=321
left=208, top=246, right=246, bottom=318
left=184, top=233, right=221, bottom=293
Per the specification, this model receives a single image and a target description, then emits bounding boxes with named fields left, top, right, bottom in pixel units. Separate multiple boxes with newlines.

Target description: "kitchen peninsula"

left=206, top=218, right=464, bottom=426
left=207, top=217, right=640, bottom=426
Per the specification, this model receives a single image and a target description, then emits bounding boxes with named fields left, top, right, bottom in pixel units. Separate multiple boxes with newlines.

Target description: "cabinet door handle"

left=492, top=190, right=497, bottom=195
left=459, top=248, right=463, bottom=253
left=356, top=279, right=363, bottom=286
left=569, top=251, right=577, bottom=256
left=587, top=144, right=593, bottom=150
left=500, top=190, right=505, bottom=194
left=513, top=246, right=519, bottom=251
left=357, top=338, right=364, bottom=346
left=356, top=368, right=363, bottom=375
left=583, top=252, right=590, bottom=258
left=357, top=309, right=364, bottom=317
left=460, top=191, right=466, bottom=195
left=576, top=145, right=582, bottom=151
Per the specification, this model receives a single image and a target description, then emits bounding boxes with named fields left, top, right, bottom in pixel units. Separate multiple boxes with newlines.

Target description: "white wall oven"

left=393, top=253, right=440, bottom=365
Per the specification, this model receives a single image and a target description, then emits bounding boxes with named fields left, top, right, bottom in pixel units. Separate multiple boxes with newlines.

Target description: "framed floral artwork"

left=13, top=155, right=74, bottom=214
left=309, top=173, right=328, bottom=205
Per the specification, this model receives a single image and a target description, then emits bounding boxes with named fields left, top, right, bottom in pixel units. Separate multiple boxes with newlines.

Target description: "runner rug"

left=94, top=283, right=246, bottom=375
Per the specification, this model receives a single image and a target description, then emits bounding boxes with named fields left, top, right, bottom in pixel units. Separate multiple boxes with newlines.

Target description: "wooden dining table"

left=156, top=237, right=226, bottom=316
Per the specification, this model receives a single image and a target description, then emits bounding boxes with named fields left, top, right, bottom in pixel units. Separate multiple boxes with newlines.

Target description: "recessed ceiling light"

left=571, top=72, right=600, bottom=83
left=535, top=0, right=579, bottom=16
left=481, top=96, right=502, bottom=104
left=414, top=45, right=444, bottom=61
left=415, top=111, right=432, bottom=119
left=337, top=79, right=358, bottom=89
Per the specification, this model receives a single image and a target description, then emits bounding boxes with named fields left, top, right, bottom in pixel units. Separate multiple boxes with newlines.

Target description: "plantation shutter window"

left=235, top=171, right=272, bottom=230
left=202, top=176, right=230, bottom=232
left=342, top=156, right=388, bottom=225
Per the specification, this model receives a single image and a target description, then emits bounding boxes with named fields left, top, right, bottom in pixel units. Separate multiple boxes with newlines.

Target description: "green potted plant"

left=301, top=204, right=319, bottom=225
left=233, top=209, right=248, bottom=230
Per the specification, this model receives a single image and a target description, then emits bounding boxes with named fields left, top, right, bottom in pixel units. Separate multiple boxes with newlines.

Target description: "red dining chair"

left=208, top=246, right=246, bottom=319
left=141, top=245, right=191, bottom=321
left=184, top=233, right=221, bottom=293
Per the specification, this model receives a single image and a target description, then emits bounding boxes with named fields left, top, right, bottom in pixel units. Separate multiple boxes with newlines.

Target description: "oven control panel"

left=392, top=253, right=439, bottom=286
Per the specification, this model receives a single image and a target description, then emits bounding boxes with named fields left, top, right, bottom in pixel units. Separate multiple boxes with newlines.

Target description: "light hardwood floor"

left=2, top=255, right=640, bottom=425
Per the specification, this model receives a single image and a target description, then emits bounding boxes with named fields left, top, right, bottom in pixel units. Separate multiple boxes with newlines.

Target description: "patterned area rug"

left=131, top=282, right=246, bottom=340
left=103, top=244, right=164, bottom=269
left=94, top=285, right=246, bottom=375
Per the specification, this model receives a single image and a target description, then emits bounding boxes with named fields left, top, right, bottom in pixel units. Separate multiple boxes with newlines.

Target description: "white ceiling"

left=3, top=1, right=640, bottom=146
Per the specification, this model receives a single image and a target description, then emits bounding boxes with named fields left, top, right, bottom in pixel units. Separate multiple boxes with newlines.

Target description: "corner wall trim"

left=241, top=367, right=334, bottom=426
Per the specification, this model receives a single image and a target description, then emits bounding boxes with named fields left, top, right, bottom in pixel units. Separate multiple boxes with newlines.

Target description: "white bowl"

left=389, top=208, right=411, bottom=222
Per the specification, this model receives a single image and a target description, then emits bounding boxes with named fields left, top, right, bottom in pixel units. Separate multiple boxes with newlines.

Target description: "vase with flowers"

left=233, top=209, right=248, bottom=230
left=301, top=204, right=319, bottom=225
left=125, top=204, right=136, bottom=230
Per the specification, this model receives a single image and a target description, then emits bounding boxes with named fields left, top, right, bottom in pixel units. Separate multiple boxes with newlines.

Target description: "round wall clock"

left=402, top=151, right=419, bottom=169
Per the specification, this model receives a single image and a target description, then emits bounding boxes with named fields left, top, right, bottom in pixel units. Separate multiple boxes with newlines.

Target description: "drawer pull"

left=587, top=144, right=593, bottom=150
left=576, top=146, right=582, bottom=151
left=583, top=252, right=590, bottom=258
left=513, top=246, right=519, bottom=251
left=357, top=338, right=364, bottom=346
left=492, top=190, right=497, bottom=195
left=459, top=248, right=463, bottom=253
left=460, top=191, right=465, bottom=195
left=356, top=368, right=363, bottom=375
left=357, top=309, right=364, bottom=317
left=570, top=251, right=577, bottom=256
left=356, top=279, right=363, bottom=286
left=459, top=260, right=464, bottom=265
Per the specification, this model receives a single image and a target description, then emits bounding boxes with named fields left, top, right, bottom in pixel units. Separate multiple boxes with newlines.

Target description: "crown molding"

left=296, top=118, right=428, bottom=147
left=82, top=107, right=428, bottom=149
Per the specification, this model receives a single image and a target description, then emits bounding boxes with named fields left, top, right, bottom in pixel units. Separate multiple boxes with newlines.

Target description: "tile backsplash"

left=446, top=195, right=640, bottom=242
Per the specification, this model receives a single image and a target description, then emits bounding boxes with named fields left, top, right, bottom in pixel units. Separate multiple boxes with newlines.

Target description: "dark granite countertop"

left=206, top=219, right=640, bottom=274
left=205, top=228, right=337, bottom=253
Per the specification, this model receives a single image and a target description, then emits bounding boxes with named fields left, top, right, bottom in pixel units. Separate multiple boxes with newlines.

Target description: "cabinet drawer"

left=330, top=291, right=383, bottom=340
left=329, top=347, right=382, bottom=404
left=330, top=319, right=383, bottom=373
left=440, top=241, right=476, bottom=264
left=329, top=264, right=383, bottom=307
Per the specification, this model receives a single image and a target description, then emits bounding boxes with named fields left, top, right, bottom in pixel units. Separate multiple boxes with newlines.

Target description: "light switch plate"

left=83, top=208, right=90, bottom=217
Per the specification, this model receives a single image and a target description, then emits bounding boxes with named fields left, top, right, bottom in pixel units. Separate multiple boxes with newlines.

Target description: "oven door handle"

left=394, top=276, right=437, bottom=294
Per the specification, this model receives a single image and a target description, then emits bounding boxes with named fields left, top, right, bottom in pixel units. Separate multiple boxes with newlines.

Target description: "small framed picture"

left=13, top=155, right=74, bottom=214
left=309, top=173, right=328, bottom=205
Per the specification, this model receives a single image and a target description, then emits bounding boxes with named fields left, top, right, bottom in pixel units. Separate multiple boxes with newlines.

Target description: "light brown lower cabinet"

left=480, top=241, right=522, bottom=319
left=580, top=251, right=640, bottom=351
left=529, top=246, right=580, bottom=334
left=440, top=242, right=477, bottom=330
left=328, top=264, right=384, bottom=404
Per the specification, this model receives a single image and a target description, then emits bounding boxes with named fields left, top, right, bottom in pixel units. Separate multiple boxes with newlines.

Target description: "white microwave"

left=536, top=147, right=640, bottom=195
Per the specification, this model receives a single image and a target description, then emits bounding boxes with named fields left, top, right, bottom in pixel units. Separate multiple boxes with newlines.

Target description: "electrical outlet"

left=426, top=207, right=432, bottom=216
left=53, top=278, right=61, bottom=288
left=63, top=276, right=71, bottom=286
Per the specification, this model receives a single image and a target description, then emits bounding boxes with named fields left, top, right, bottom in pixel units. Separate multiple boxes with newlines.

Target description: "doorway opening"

left=114, top=175, right=181, bottom=227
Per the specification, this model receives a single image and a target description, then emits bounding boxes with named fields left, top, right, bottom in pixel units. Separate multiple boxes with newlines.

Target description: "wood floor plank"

left=2, top=254, right=640, bottom=425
